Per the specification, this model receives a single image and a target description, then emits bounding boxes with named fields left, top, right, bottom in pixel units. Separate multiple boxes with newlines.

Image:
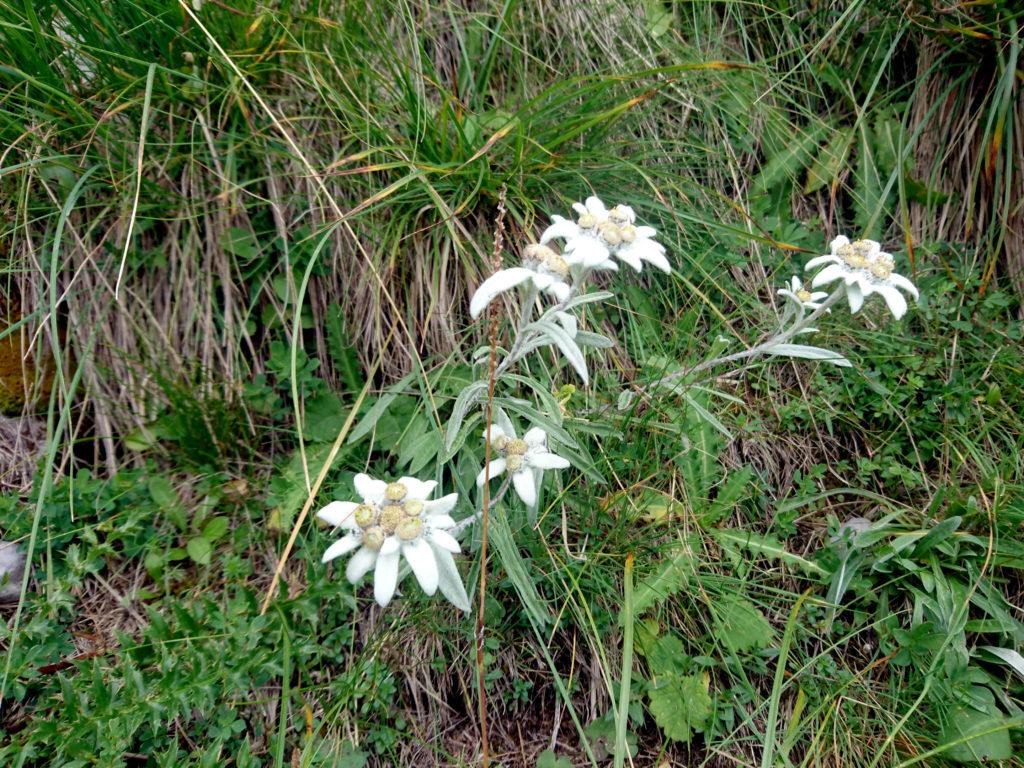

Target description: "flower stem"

left=475, top=187, right=508, bottom=768
left=645, top=285, right=846, bottom=390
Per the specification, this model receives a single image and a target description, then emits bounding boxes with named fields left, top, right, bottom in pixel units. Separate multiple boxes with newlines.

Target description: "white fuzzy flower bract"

left=540, top=195, right=669, bottom=274
left=469, top=244, right=572, bottom=319
left=805, top=236, right=919, bottom=320
left=475, top=413, right=570, bottom=508
left=317, top=473, right=469, bottom=610
left=777, top=276, right=829, bottom=311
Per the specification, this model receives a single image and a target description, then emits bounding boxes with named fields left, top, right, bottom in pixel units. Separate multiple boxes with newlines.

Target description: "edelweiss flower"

left=475, top=415, right=570, bottom=508
left=805, top=236, right=919, bottom=320
left=777, top=276, right=829, bottom=310
left=469, top=244, right=572, bottom=319
left=318, top=473, right=468, bottom=609
left=540, top=195, right=669, bottom=274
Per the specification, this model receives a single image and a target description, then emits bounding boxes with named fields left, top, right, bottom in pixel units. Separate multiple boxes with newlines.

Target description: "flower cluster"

left=542, top=196, right=670, bottom=273
left=804, top=236, right=919, bottom=320
left=777, top=276, right=828, bottom=311
left=469, top=195, right=669, bottom=319
left=476, top=414, right=570, bottom=509
left=318, top=474, right=468, bottom=610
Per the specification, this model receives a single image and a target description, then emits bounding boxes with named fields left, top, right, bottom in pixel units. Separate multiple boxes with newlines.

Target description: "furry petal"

left=398, top=477, right=437, bottom=500
left=829, top=235, right=850, bottom=253
left=433, top=546, right=470, bottom=612
left=547, top=281, right=572, bottom=302
left=523, top=426, right=546, bottom=447
left=354, top=474, right=386, bottom=505
left=345, top=547, right=377, bottom=583
left=476, top=458, right=507, bottom=486
left=427, top=528, right=461, bottom=553
left=403, top=539, right=439, bottom=596
left=373, top=550, right=401, bottom=607
left=316, top=501, right=358, bottom=529
left=810, top=263, right=847, bottom=288
left=529, top=451, right=570, bottom=470
left=804, top=254, right=840, bottom=271
left=876, top=284, right=908, bottom=320
left=512, top=469, right=538, bottom=508
left=888, top=272, right=919, bottom=300
left=322, top=533, right=362, bottom=563
left=846, top=282, right=865, bottom=314
left=423, top=492, right=458, bottom=517
left=469, top=268, right=535, bottom=318
left=540, top=216, right=580, bottom=244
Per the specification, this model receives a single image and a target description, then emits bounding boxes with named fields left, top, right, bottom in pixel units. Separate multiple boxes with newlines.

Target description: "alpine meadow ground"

left=1, top=1, right=1022, bottom=766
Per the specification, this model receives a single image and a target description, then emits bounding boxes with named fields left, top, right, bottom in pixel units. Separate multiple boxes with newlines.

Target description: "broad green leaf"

left=148, top=475, right=186, bottom=530
left=535, top=750, right=572, bottom=768
left=444, top=380, right=488, bottom=452
left=347, top=373, right=415, bottom=444
left=648, top=673, right=711, bottom=742
left=641, top=632, right=688, bottom=678
left=938, top=707, right=1013, bottom=763
left=752, top=122, right=830, bottom=197
left=186, top=537, right=212, bottom=565
left=711, top=528, right=827, bottom=576
left=490, top=512, right=550, bottom=629
left=201, top=517, right=230, bottom=542
left=645, top=0, right=672, bottom=38
left=714, top=594, right=774, bottom=652
left=803, top=127, right=854, bottom=194
left=623, top=546, right=694, bottom=622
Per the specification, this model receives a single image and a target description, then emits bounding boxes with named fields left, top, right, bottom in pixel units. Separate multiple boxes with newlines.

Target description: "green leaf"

left=303, top=392, right=350, bottom=443
left=765, top=343, right=851, bottom=368
left=148, top=475, right=186, bottom=530
left=938, top=706, right=1013, bottom=763
left=979, top=646, right=1024, bottom=682
left=186, top=537, right=212, bottom=565
left=714, top=595, right=774, bottom=652
left=490, top=512, right=550, bottom=628
left=623, top=546, right=694, bottom=622
left=711, top=528, right=826, bottom=576
left=201, top=517, right=230, bottom=543
left=535, top=749, right=572, bottom=768
left=642, top=632, right=688, bottom=678
left=648, top=673, right=711, bottom=742
left=752, top=122, right=830, bottom=198
left=803, top=127, right=855, bottom=194
left=645, top=0, right=672, bottom=38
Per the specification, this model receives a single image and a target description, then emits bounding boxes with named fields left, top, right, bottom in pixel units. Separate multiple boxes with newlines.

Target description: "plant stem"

left=476, top=186, right=508, bottom=768
left=645, top=285, right=846, bottom=390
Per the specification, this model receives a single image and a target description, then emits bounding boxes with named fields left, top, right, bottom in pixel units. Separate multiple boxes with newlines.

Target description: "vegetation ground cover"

left=1, top=1, right=1022, bottom=765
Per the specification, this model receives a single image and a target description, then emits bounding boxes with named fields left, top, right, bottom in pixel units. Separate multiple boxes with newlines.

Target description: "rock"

left=0, top=541, right=28, bottom=602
